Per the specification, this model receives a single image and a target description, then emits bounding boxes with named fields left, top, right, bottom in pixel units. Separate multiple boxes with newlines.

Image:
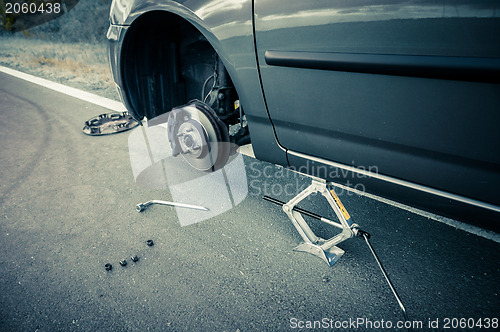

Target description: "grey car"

left=107, top=0, right=500, bottom=231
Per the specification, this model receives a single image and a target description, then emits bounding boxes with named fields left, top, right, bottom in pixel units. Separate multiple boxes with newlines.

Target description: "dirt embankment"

left=0, top=36, right=118, bottom=100
left=0, top=0, right=117, bottom=100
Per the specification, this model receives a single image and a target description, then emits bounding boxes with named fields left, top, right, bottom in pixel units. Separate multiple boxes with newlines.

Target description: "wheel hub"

left=167, top=100, right=229, bottom=171
left=177, top=120, right=207, bottom=158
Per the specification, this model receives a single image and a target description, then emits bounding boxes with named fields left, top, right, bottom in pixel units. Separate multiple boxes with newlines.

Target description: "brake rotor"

left=168, top=100, right=229, bottom=171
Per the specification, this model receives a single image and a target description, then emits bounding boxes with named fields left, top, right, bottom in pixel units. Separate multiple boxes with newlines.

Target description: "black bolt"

left=119, top=260, right=127, bottom=267
left=104, top=263, right=112, bottom=271
left=146, top=240, right=154, bottom=247
left=131, top=255, right=139, bottom=262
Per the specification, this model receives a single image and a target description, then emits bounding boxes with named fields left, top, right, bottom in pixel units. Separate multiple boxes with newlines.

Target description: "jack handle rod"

left=263, top=196, right=344, bottom=229
left=263, top=196, right=323, bottom=220
left=357, top=230, right=408, bottom=322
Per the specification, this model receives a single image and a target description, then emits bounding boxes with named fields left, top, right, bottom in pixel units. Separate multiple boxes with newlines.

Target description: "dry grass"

left=0, top=35, right=119, bottom=100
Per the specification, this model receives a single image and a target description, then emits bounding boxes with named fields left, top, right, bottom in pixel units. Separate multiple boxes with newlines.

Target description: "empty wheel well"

left=121, top=11, right=218, bottom=120
left=121, top=11, right=250, bottom=146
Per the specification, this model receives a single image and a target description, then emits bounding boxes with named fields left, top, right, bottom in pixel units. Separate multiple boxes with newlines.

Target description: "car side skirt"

left=287, top=149, right=500, bottom=232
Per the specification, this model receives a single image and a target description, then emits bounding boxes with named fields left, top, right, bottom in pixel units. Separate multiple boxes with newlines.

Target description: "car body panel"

left=253, top=0, right=500, bottom=211
left=108, top=0, right=500, bottom=229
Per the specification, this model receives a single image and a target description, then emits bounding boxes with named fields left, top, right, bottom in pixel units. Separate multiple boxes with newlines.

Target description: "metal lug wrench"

left=136, top=200, right=209, bottom=212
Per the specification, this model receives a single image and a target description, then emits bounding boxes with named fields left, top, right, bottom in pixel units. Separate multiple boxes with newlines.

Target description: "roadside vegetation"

left=0, top=0, right=117, bottom=100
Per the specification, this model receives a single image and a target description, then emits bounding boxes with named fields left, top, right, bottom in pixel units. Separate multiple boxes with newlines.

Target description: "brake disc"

left=168, top=100, right=229, bottom=171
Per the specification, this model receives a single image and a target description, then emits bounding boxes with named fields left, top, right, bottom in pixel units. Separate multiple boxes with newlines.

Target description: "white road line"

left=331, top=182, right=500, bottom=243
left=0, top=65, right=126, bottom=112
left=1, top=65, right=498, bottom=242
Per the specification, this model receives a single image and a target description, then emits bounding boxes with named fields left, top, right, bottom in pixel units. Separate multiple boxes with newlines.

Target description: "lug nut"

left=119, top=260, right=127, bottom=266
left=131, top=255, right=139, bottom=262
left=146, top=240, right=154, bottom=247
left=104, top=263, right=112, bottom=271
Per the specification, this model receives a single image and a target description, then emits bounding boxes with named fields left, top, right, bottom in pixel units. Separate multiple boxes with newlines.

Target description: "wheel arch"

left=114, top=2, right=289, bottom=167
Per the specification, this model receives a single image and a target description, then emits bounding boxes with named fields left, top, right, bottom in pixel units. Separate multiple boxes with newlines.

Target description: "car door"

left=253, top=0, right=500, bottom=206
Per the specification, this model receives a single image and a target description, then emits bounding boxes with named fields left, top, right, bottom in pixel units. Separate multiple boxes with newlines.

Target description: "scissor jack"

left=264, top=177, right=408, bottom=321
left=264, top=178, right=357, bottom=266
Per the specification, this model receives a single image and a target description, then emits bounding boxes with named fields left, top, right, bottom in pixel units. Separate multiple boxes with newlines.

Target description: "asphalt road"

left=0, top=71, right=499, bottom=331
